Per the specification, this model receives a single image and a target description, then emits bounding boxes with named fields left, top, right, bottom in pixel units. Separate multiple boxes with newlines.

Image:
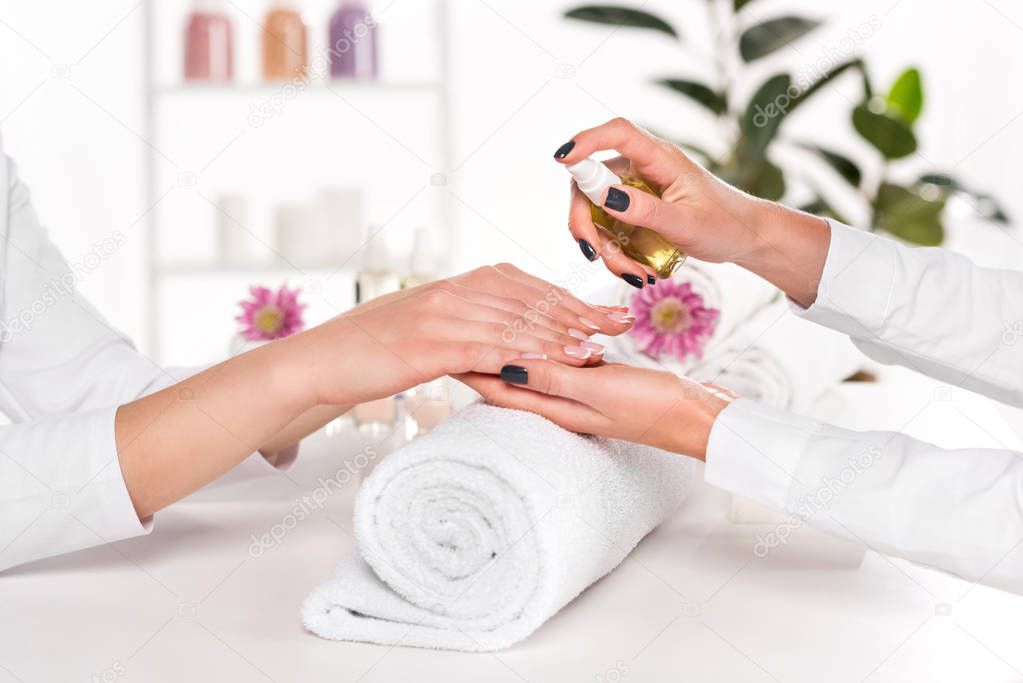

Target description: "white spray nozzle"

left=566, top=157, right=622, bottom=206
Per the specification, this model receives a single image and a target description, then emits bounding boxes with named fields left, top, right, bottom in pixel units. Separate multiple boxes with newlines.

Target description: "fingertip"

left=553, top=139, right=576, bottom=161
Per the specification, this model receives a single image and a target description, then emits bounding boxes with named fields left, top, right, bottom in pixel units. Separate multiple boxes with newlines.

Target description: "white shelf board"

left=154, top=81, right=442, bottom=97
left=156, top=263, right=354, bottom=278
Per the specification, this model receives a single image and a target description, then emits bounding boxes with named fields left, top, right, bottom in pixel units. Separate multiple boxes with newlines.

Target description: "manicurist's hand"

left=457, top=360, right=734, bottom=460
left=286, top=263, right=635, bottom=407
left=554, top=118, right=831, bottom=306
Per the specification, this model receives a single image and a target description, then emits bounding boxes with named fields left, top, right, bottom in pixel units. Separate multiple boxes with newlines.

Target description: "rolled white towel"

left=302, top=403, right=695, bottom=652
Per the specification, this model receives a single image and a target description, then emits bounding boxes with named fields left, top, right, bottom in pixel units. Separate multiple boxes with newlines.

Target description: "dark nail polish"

left=621, top=273, right=644, bottom=289
left=604, top=187, right=630, bottom=212
left=647, top=275, right=656, bottom=285
left=501, top=365, right=528, bottom=385
left=553, top=140, right=576, bottom=159
left=578, top=238, right=597, bottom=262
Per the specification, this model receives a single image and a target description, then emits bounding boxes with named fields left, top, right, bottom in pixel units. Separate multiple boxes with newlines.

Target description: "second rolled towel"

left=302, top=402, right=695, bottom=651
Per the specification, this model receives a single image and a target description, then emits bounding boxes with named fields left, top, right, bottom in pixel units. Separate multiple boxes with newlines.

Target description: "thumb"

left=602, top=184, right=689, bottom=243
left=499, top=359, right=585, bottom=400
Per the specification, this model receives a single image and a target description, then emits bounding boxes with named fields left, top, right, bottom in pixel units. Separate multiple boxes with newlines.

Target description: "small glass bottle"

left=566, top=158, right=686, bottom=279
left=184, top=0, right=234, bottom=82
left=404, top=378, right=452, bottom=435
left=400, top=227, right=438, bottom=289
left=262, top=1, right=308, bottom=80
left=328, top=1, right=378, bottom=80
left=355, top=232, right=401, bottom=304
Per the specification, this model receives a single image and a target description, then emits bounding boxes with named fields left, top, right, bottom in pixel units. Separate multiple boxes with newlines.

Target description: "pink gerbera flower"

left=628, top=280, right=719, bottom=361
left=236, top=284, right=306, bottom=341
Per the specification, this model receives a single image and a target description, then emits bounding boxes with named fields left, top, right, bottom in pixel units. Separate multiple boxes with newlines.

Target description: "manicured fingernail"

left=578, top=238, right=597, bottom=262
left=580, top=341, right=604, bottom=354
left=567, top=328, right=589, bottom=341
left=608, top=312, right=635, bottom=324
left=647, top=275, right=656, bottom=285
left=621, top=273, right=644, bottom=288
left=579, top=317, right=601, bottom=330
left=604, top=187, right=630, bottom=212
left=501, top=365, right=528, bottom=384
left=553, top=140, right=576, bottom=159
left=520, top=352, right=547, bottom=360
left=563, top=345, right=592, bottom=359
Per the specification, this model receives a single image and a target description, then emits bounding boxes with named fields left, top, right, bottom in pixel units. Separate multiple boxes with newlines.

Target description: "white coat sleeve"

left=704, top=221, right=1023, bottom=593
left=0, top=153, right=294, bottom=571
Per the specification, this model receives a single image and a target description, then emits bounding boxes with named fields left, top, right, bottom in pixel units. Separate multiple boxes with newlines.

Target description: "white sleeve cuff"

left=789, top=219, right=898, bottom=339
left=703, top=399, right=818, bottom=512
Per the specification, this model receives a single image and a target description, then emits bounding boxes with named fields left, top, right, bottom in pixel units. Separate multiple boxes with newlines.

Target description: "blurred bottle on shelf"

left=184, top=0, right=234, bottom=82
left=277, top=201, right=327, bottom=267
left=400, top=227, right=438, bottom=289
left=328, top=1, right=378, bottom=80
left=216, top=194, right=276, bottom=266
left=319, top=187, right=365, bottom=264
left=355, top=231, right=400, bottom=304
left=262, top=1, right=308, bottom=80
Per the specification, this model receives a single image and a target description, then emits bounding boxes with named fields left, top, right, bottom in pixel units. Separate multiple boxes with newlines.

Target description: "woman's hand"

left=286, top=263, right=635, bottom=406
left=457, top=360, right=735, bottom=460
left=555, top=118, right=830, bottom=306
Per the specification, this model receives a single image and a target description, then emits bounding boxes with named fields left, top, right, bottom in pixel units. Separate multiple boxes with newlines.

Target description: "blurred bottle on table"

left=355, top=232, right=400, bottom=304
left=400, top=227, right=438, bottom=289
left=328, top=1, right=378, bottom=80
left=262, top=1, right=308, bottom=80
left=184, top=0, right=234, bottom=82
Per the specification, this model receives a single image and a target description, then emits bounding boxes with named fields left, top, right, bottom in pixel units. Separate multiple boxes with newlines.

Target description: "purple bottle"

left=329, top=1, right=378, bottom=79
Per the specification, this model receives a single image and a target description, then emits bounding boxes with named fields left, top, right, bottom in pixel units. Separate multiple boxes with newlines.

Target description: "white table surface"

left=3, top=366, right=1023, bottom=683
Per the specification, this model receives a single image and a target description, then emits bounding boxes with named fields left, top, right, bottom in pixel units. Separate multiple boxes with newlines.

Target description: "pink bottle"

left=184, top=0, right=234, bottom=82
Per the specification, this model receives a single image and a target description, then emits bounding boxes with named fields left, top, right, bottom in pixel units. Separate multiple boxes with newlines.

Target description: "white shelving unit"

left=140, top=0, right=453, bottom=362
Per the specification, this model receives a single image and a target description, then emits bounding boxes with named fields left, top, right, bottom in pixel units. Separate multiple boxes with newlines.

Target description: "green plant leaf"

left=852, top=103, right=917, bottom=159
left=740, top=73, right=791, bottom=162
left=887, top=68, right=923, bottom=124
left=787, top=58, right=864, bottom=113
left=799, top=195, right=848, bottom=223
left=564, top=6, right=678, bottom=38
left=734, top=0, right=756, bottom=10
left=874, top=182, right=945, bottom=245
left=739, top=16, right=820, bottom=62
left=656, top=78, right=727, bottom=115
left=918, top=173, right=1010, bottom=223
left=747, top=160, right=786, bottom=200
left=797, top=142, right=862, bottom=187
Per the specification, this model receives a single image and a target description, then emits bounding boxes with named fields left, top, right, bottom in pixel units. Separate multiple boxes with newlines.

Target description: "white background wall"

left=1, top=0, right=1022, bottom=364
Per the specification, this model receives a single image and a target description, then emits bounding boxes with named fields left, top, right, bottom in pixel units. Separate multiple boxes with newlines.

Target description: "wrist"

left=261, top=333, right=321, bottom=413
left=736, top=200, right=831, bottom=307
left=659, top=381, right=730, bottom=461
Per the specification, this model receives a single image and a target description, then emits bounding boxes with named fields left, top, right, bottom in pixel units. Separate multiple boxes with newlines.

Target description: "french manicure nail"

left=563, top=345, right=592, bottom=359
left=621, top=273, right=644, bottom=289
left=501, top=365, right=529, bottom=384
left=604, top=187, right=630, bottom=212
left=580, top=341, right=604, bottom=354
left=579, top=317, right=601, bottom=330
left=578, top=238, right=597, bottom=262
left=553, top=140, right=576, bottom=159
left=520, top=352, right=547, bottom=360
left=647, top=275, right=656, bottom=285
left=608, top=312, right=635, bottom=324
left=567, top=328, right=589, bottom=341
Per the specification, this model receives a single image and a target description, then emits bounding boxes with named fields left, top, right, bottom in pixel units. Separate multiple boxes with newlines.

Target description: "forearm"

left=259, top=403, right=352, bottom=457
left=116, top=337, right=315, bottom=518
left=735, top=200, right=831, bottom=308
